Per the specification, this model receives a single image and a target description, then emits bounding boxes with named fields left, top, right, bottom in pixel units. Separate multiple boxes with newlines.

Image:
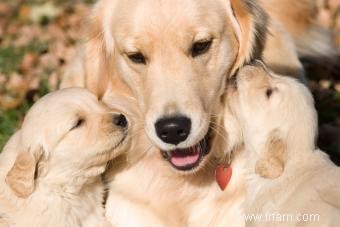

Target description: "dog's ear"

left=5, top=147, right=43, bottom=198
left=227, top=0, right=268, bottom=75
left=84, top=0, right=131, bottom=99
left=255, top=134, right=287, bottom=179
left=83, top=0, right=110, bottom=98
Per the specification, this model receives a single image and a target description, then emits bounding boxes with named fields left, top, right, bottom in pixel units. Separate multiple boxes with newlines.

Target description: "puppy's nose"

left=155, top=116, right=191, bottom=145
left=113, top=114, right=128, bottom=128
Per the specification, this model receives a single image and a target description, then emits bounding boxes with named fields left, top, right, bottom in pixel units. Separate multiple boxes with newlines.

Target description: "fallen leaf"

left=6, top=73, right=27, bottom=93
left=0, top=94, right=24, bottom=110
left=29, top=3, right=61, bottom=24
left=18, top=5, right=31, bottom=22
left=20, top=53, right=38, bottom=74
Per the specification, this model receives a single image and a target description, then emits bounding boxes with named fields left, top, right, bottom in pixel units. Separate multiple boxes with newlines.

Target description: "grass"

left=0, top=102, right=30, bottom=150
left=0, top=46, right=24, bottom=75
left=0, top=41, right=48, bottom=75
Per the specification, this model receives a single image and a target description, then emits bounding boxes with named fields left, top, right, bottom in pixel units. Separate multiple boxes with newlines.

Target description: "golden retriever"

left=226, top=62, right=340, bottom=227
left=60, top=0, right=335, bottom=226
left=0, top=88, right=129, bottom=227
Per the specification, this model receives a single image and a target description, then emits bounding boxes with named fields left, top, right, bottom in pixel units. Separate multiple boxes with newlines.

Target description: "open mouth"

left=161, top=128, right=213, bottom=171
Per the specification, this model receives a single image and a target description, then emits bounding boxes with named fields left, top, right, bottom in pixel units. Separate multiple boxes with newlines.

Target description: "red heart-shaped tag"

left=215, top=164, right=232, bottom=191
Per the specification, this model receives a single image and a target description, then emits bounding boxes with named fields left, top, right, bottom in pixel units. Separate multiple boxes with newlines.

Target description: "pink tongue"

left=170, top=152, right=200, bottom=167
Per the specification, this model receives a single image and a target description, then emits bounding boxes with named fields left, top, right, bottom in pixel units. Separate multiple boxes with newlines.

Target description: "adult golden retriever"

left=60, top=0, right=335, bottom=226
left=226, top=62, right=340, bottom=227
left=0, top=88, right=129, bottom=227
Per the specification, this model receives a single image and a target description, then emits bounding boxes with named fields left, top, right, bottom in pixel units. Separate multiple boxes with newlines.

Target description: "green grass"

left=0, top=46, right=24, bottom=75
left=0, top=41, right=48, bottom=75
left=0, top=102, right=31, bottom=151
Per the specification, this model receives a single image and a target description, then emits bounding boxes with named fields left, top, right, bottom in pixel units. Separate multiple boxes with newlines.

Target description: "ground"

left=0, top=0, right=339, bottom=164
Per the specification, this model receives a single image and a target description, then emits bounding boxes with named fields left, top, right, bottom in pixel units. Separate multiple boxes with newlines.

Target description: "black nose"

left=113, top=114, right=128, bottom=128
left=155, top=116, right=191, bottom=145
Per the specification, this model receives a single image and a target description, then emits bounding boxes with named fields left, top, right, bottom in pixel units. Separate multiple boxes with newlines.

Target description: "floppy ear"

left=82, top=0, right=110, bottom=98
left=227, top=0, right=268, bottom=75
left=5, top=148, right=42, bottom=198
left=255, top=134, right=287, bottom=179
left=84, top=0, right=131, bottom=99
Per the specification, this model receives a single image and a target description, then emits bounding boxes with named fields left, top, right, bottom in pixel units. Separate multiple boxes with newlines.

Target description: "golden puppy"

left=0, top=88, right=129, bottom=227
left=227, top=63, right=340, bottom=227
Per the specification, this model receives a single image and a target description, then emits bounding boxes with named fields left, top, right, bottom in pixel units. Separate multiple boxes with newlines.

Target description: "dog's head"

left=5, top=88, right=129, bottom=198
left=228, top=62, right=318, bottom=154
left=85, top=0, right=267, bottom=172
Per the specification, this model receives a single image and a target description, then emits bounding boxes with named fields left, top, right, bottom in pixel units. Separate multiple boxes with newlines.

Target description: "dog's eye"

left=70, top=118, right=85, bottom=130
left=266, top=88, right=273, bottom=98
left=191, top=40, right=213, bottom=57
left=127, top=52, right=146, bottom=64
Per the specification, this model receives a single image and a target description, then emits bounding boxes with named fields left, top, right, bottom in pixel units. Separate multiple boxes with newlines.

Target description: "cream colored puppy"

left=0, top=88, right=129, bottom=227
left=227, top=63, right=340, bottom=227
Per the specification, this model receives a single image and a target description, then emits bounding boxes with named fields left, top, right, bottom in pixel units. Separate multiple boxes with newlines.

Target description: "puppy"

left=0, top=88, right=129, bottom=227
left=227, top=63, right=340, bottom=226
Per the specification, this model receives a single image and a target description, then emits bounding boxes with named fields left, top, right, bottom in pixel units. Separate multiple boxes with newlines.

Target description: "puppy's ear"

left=227, top=0, right=268, bottom=75
left=5, top=147, right=42, bottom=198
left=255, top=134, right=287, bottom=179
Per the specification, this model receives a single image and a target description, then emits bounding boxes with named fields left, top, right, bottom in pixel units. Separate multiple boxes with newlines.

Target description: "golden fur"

left=226, top=63, right=340, bottom=227
left=0, top=88, right=129, bottom=227
left=59, top=0, right=335, bottom=226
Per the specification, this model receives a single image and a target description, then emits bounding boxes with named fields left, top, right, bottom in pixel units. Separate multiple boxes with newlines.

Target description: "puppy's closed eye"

left=266, top=89, right=273, bottom=98
left=70, top=118, right=85, bottom=131
left=266, top=87, right=278, bottom=99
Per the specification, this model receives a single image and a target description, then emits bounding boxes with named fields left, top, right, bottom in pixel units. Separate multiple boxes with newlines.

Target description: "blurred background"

left=0, top=0, right=339, bottom=163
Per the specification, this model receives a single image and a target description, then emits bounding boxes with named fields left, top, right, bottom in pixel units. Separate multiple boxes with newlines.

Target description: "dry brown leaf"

left=0, top=2, right=11, bottom=17
left=318, top=9, right=332, bottom=28
left=6, top=73, right=27, bottom=93
left=319, top=79, right=332, bottom=90
left=48, top=72, right=59, bottom=90
left=46, top=24, right=66, bottom=41
left=0, top=94, right=24, bottom=110
left=0, top=74, right=6, bottom=85
left=20, top=53, right=38, bottom=75
left=329, top=0, right=340, bottom=12
left=39, top=53, right=59, bottom=70
left=18, top=5, right=31, bottom=22
left=28, top=77, right=40, bottom=90
left=6, top=23, right=20, bottom=36
left=13, top=25, right=40, bottom=47
left=29, top=3, right=61, bottom=24
left=335, top=82, right=340, bottom=92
